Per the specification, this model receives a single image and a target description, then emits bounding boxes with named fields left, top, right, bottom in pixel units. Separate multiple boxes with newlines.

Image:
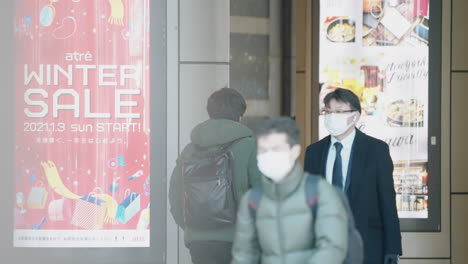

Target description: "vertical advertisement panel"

left=319, top=0, right=430, bottom=219
left=14, top=0, right=150, bottom=247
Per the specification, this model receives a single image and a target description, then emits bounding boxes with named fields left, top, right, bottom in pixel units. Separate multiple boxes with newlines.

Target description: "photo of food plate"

left=386, top=99, right=424, bottom=127
left=326, top=18, right=356, bottom=43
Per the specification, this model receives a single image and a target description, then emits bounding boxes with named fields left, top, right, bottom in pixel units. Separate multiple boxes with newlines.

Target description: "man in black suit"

left=304, top=88, right=402, bottom=264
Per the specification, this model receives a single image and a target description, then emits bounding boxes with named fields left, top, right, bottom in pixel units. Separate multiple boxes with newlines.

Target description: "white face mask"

left=257, top=151, right=295, bottom=183
left=324, top=112, right=356, bottom=137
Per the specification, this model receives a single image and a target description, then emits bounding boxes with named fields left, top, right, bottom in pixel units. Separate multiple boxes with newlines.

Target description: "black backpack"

left=248, top=174, right=364, bottom=264
left=181, top=139, right=241, bottom=229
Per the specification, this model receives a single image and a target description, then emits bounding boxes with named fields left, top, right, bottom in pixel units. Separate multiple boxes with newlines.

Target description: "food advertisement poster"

left=14, top=0, right=150, bottom=247
left=319, top=0, right=430, bottom=218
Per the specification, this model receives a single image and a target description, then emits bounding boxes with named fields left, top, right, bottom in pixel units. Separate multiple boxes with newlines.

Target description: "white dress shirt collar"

left=331, top=128, right=356, bottom=150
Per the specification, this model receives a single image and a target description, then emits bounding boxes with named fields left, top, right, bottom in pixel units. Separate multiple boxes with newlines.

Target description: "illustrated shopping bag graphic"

left=27, top=181, right=49, bottom=209
left=116, top=192, right=141, bottom=224
left=71, top=194, right=106, bottom=229
left=48, top=187, right=72, bottom=221
left=48, top=198, right=72, bottom=221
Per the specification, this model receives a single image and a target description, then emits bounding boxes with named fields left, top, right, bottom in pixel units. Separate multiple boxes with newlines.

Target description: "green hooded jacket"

left=231, top=163, right=349, bottom=264
left=169, top=119, right=262, bottom=245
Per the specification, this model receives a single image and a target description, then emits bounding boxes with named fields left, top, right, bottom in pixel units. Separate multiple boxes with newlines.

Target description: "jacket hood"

left=190, top=119, right=254, bottom=147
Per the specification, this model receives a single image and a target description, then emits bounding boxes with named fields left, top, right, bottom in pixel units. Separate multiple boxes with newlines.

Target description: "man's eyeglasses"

left=320, top=110, right=355, bottom=115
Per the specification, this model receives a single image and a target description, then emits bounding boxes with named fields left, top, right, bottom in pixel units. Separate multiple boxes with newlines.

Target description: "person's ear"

left=291, top=144, right=301, bottom=161
left=354, top=112, right=361, bottom=121
left=348, top=112, right=360, bottom=124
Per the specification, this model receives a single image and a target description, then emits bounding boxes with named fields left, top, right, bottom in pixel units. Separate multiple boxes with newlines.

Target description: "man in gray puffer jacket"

left=232, top=117, right=348, bottom=264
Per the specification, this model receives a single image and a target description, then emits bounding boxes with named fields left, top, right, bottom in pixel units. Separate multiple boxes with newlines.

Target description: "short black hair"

left=207, top=88, right=247, bottom=121
left=323, top=88, right=362, bottom=113
left=256, top=117, right=300, bottom=147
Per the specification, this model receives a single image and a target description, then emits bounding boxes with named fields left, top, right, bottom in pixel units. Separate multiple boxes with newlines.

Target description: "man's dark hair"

left=207, top=88, right=246, bottom=121
left=324, top=88, right=362, bottom=113
left=256, top=117, right=300, bottom=147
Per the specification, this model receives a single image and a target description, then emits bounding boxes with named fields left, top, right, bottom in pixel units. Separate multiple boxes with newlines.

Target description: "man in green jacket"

left=169, top=88, right=262, bottom=264
left=232, top=117, right=349, bottom=264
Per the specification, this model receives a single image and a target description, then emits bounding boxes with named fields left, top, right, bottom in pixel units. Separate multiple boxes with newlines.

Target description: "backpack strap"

left=305, top=174, right=320, bottom=217
left=306, top=174, right=357, bottom=225
left=247, top=186, right=263, bottom=220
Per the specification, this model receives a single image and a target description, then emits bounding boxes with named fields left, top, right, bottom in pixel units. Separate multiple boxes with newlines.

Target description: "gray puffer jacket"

left=231, top=163, right=348, bottom=264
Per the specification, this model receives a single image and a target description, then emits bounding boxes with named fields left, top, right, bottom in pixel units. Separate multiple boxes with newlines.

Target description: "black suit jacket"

left=304, top=129, right=402, bottom=263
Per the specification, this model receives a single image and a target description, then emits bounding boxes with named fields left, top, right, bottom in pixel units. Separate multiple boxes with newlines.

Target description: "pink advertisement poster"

left=14, top=0, right=150, bottom=247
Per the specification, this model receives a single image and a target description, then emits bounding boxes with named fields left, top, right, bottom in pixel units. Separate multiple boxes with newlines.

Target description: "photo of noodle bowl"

left=326, top=18, right=356, bottom=43
left=386, top=99, right=424, bottom=127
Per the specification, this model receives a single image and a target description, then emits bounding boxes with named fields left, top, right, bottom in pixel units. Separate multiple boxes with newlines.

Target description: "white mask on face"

left=257, top=151, right=295, bottom=183
left=324, top=112, right=356, bottom=137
